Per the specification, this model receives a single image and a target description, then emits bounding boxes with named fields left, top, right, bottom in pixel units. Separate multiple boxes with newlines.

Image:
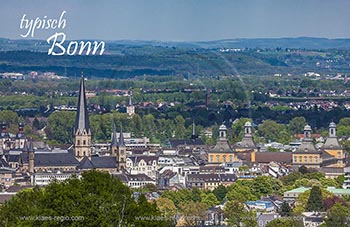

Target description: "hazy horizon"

left=1, top=0, right=350, bottom=41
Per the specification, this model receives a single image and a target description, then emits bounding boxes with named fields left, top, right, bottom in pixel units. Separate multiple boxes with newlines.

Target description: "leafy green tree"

left=179, top=201, right=207, bottom=226
left=174, top=115, right=186, bottom=139
left=200, top=192, right=219, bottom=209
left=0, top=171, right=168, bottom=227
left=226, top=183, right=258, bottom=202
left=155, top=198, right=177, bottom=218
left=289, top=117, right=307, bottom=135
left=47, top=111, right=75, bottom=143
left=266, top=218, right=303, bottom=227
left=224, top=200, right=256, bottom=227
left=294, top=187, right=333, bottom=214
left=212, top=184, right=228, bottom=203
left=323, top=203, right=350, bottom=227
left=280, top=201, right=292, bottom=217
left=306, top=186, right=323, bottom=212
left=280, top=172, right=302, bottom=186
left=258, top=120, right=291, bottom=144
left=231, top=118, right=253, bottom=142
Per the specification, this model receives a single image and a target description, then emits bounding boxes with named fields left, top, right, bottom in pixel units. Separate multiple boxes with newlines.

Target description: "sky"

left=1, top=0, right=350, bottom=41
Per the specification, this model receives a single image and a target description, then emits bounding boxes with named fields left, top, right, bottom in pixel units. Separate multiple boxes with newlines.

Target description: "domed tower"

left=292, top=124, right=322, bottom=168
left=15, top=121, right=26, bottom=149
left=208, top=124, right=237, bottom=163
left=322, top=122, right=344, bottom=167
left=235, top=121, right=257, bottom=152
left=0, top=121, right=10, bottom=150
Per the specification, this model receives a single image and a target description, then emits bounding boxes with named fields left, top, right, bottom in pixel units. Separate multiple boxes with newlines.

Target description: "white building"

left=31, top=171, right=81, bottom=186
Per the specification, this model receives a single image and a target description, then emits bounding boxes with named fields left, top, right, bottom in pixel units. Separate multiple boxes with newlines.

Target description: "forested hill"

left=1, top=38, right=350, bottom=79
left=2, top=37, right=350, bottom=51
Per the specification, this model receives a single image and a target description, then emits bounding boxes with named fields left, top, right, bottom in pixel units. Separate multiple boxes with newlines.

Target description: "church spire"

left=75, top=76, right=90, bottom=134
left=74, top=76, right=92, bottom=159
left=191, top=120, right=196, bottom=140
left=118, top=124, right=125, bottom=147
left=111, top=123, right=118, bottom=147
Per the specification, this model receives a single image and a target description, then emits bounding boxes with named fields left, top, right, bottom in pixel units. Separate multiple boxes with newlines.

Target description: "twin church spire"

left=73, top=76, right=126, bottom=169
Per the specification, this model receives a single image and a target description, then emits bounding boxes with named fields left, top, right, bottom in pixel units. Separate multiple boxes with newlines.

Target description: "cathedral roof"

left=78, top=156, right=117, bottom=169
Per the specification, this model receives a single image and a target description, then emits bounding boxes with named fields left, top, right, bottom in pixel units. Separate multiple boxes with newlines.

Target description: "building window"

left=315, top=157, right=318, bottom=163
left=304, top=156, right=307, bottom=163
left=229, top=155, right=233, bottom=162
left=216, top=155, right=220, bottom=162
left=210, top=155, right=213, bottom=162
left=223, top=155, right=226, bottom=162
left=77, top=140, right=80, bottom=145
left=338, top=152, right=341, bottom=159
left=293, top=157, right=297, bottom=163
left=299, top=156, right=302, bottom=163
left=83, top=140, right=86, bottom=145
left=309, top=156, right=312, bottom=163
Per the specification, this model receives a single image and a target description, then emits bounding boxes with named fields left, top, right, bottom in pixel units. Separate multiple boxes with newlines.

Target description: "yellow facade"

left=292, top=154, right=321, bottom=167
left=208, top=153, right=239, bottom=163
left=323, top=149, right=345, bottom=167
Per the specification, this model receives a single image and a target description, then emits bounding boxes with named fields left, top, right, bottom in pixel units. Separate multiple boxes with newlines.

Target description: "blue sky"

left=1, top=0, right=350, bottom=41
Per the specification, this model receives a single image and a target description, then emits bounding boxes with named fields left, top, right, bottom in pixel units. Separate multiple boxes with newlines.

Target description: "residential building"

left=186, top=173, right=236, bottom=190
left=31, top=171, right=81, bottom=186
left=114, top=173, right=156, bottom=188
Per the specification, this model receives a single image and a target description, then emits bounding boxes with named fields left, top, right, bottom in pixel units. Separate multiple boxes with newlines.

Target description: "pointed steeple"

left=191, top=120, right=196, bottom=140
left=75, top=76, right=90, bottom=134
left=118, top=125, right=125, bottom=147
left=111, top=123, right=118, bottom=147
left=128, top=92, right=133, bottom=106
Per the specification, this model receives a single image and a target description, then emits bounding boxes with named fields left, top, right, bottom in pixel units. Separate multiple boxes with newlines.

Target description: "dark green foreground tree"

left=0, top=171, right=170, bottom=227
left=306, top=186, right=323, bottom=212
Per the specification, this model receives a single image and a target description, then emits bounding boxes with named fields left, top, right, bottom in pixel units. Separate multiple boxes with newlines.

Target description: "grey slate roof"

left=34, top=153, right=80, bottom=167
left=91, top=156, right=117, bottom=168
left=169, top=138, right=205, bottom=148
left=323, top=137, right=342, bottom=149
left=128, top=156, right=158, bottom=165
left=6, top=154, right=19, bottom=163
left=78, top=156, right=117, bottom=169
left=74, top=77, right=90, bottom=134
left=295, top=139, right=319, bottom=154
left=78, top=156, right=94, bottom=169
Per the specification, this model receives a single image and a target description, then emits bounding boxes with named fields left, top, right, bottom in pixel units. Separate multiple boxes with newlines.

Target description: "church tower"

left=27, top=138, right=35, bottom=173
left=126, top=91, right=135, bottom=116
left=15, top=121, right=26, bottom=149
left=74, top=77, right=92, bottom=160
left=117, top=126, right=126, bottom=171
left=235, top=121, right=257, bottom=152
left=0, top=121, right=10, bottom=150
left=110, top=123, right=118, bottom=157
